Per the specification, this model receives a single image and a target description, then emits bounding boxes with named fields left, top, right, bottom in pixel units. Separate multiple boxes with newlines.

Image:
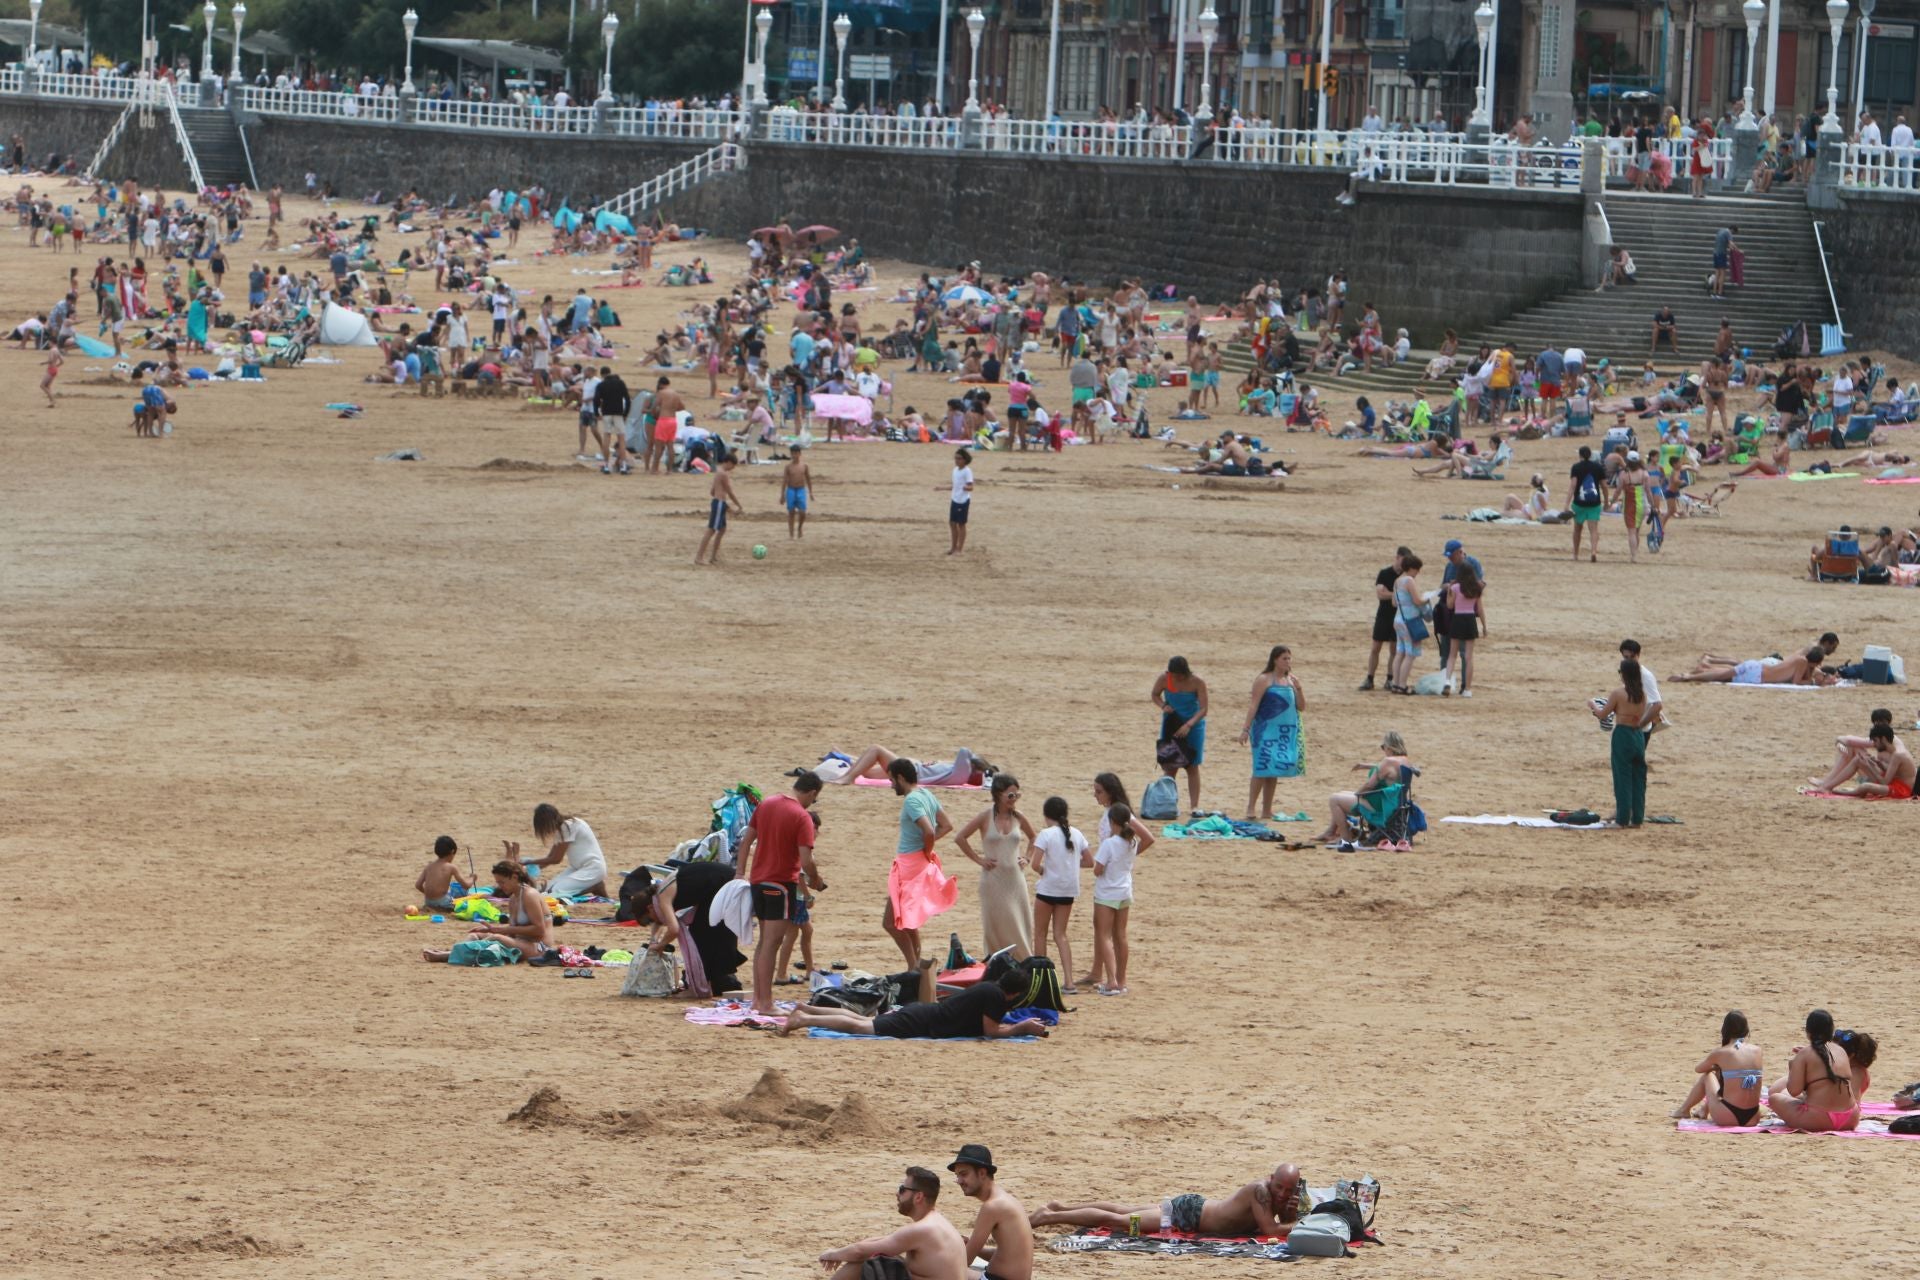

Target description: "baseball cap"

left=1443, top=539, right=1464, bottom=555
left=1627, top=450, right=1641, bottom=461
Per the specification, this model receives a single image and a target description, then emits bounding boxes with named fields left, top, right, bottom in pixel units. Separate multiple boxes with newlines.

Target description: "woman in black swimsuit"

left=1672, top=1010, right=1765, bottom=1125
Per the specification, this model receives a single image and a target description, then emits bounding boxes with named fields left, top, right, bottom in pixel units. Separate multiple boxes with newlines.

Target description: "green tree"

left=611, top=0, right=747, bottom=99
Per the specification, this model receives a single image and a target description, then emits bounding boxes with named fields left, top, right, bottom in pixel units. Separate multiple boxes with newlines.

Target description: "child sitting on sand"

left=416, top=836, right=467, bottom=911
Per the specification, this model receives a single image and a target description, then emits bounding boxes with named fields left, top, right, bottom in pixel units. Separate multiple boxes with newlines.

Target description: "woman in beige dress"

left=954, top=773, right=1036, bottom=959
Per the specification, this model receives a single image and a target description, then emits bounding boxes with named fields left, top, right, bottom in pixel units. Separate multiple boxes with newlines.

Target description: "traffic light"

left=1305, top=64, right=1321, bottom=90
left=1323, top=66, right=1340, bottom=97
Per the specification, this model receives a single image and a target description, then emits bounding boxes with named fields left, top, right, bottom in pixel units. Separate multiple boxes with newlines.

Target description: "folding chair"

left=1346, top=765, right=1421, bottom=848
left=1462, top=439, right=1511, bottom=479
left=1815, top=531, right=1862, bottom=583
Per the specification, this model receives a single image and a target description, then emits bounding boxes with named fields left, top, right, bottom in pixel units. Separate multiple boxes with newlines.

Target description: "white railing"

left=595, top=140, right=742, bottom=219
left=1593, top=133, right=1734, bottom=182
left=85, top=100, right=136, bottom=179
left=761, top=108, right=1194, bottom=158
left=0, top=67, right=20, bottom=95
left=1838, top=141, right=1920, bottom=193
left=606, top=105, right=739, bottom=140
left=1202, top=127, right=1584, bottom=187
left=164, top=83, right=206, bottom=193
left=239, top=85, right=400, bottom=123
left=410, top=96, right=591, bottom=134
left=1810, top=219, right=1848, bottom=346
left=33, top=70, right=146, bottom=103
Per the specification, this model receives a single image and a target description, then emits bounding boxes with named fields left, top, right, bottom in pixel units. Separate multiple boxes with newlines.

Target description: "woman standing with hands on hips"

left=953, top=773, right=1036, bottom=959
left=1150, top=657, right=1209, bottom=815
left=1237, top=645, right=1306, bottom=820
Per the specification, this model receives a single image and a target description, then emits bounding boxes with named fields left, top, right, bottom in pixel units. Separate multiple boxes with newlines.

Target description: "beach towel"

left=1864, top=477, right=1920, bottom=485
left=810, top=393, right=874, bottom=425
left=854, top=775, right=986, bottom=791
left=73, top=334, right=115, bottom=358
left=888, top=851, right=958, bottom=931
left=447, top=939, right=520, bottom=967
left=1442, top=814, right=1614, bottom=829
left=1677, top=1116, right=1917, bottom=1140
left=1719, top=680, right=1857, bottom=690
left=806, top=1028, right=1040, bottom=1042
left=1799, top=789, right=1918, bottom=801
left=684, top=999, right=792, bottom=1026
left=1162, top=815, right=1299, bottom=839
left=1786, top=470, right=1859, bottom=482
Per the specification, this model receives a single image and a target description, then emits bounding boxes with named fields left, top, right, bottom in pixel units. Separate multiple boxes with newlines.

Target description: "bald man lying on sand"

left=1029, top=1164, right=1304, bottom=1236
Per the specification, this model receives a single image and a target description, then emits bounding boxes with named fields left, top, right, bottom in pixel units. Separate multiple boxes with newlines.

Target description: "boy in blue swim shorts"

left=782, top=442, right=813, bottom=540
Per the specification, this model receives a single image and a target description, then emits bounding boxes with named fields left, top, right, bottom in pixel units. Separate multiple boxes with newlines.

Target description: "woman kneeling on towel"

left=422, top=861, right=553, bottom=964
left=511, top=802, right=610, bottom=898
left=1672, top=1010, right=1765, bottom=1124
left=1767, top=1009, right=1860, bottom=1132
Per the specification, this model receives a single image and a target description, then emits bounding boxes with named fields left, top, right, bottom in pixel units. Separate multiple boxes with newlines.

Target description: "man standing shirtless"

left=819, top=1167, right=969, bottom=1280
left=646, top=375, right=686, bottom=474
left=1030, top=1164, right=1304, bottom=1237
left=949, top=1145, right=1033, bottom=1280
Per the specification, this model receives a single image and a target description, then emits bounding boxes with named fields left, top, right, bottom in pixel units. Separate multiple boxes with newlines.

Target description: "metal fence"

left=1838, top=141, right=1919, bottom=193
left=239, top=86, right=400, bottom=123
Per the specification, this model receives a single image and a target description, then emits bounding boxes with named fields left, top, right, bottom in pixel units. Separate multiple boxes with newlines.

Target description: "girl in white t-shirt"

left=1089, top=804, right=1138, bottom=996
left=1028, top=797, right=1091, bottom=993
left=509, top=802, right=609, bottom=898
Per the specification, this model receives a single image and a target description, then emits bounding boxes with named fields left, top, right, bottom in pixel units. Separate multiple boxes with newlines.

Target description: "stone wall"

left=0, top=98, right=200, bottom=192
left=1825, top=192, right=1920, bottom=363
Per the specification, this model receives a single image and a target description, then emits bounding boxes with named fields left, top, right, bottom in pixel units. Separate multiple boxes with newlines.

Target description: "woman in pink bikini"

left=1767, top=1008, right=1859, bottom=1132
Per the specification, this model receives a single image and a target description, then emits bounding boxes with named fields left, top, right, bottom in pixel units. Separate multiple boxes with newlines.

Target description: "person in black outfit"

left=1361, top=545, right=1411, bottom=691
left=618, top=861, right=746, bottom=993
left=778, top=966, right=1048, bottom=1039
left=594, top=366, right=633, bottom=471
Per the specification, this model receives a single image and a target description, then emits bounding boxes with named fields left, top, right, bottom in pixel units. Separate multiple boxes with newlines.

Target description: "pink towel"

left=683, top=1000, right=790, bottom=1026
left=888, top=852, right=958, bottom=931
left=855, top=775, right=986, bottom=790
left=1677, top=1117, right=1917, bottom=1139
left=1863, top=477, right=1920, bottom=485
left=810, top=393, right=873, bottom=425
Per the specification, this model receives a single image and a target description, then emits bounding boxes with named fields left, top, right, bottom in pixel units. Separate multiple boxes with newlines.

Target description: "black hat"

left=946, top=1144, right=996, bottom=1176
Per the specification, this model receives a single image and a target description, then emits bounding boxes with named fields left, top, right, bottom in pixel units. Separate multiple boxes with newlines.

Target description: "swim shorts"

left=653, top=414, right=677, bottom=444
left=751, top=881, right=801, bottom=922
left=1093, top=896, right=1132, bottom=911
left=784, top=486, right=808, bottom=512
left=1890, top=780, right=1914, bottom=800
left=1162, top=1194, right=1206, bottom=1234
left=1572, top=501, right=1602, bottom=525
left=1713, top=251, right=1730, bottom=269
left=1733, top=660, right=1763, bottom=684
left=949, top=500, right=970, bottom=525
left=1072, top=386, right=1095, bottom=403
left=859, top=1259, right=910, bottom=1280
left=708, top=500, right=728, bottom=531
left=1540, top=382, right=1561, bottom=399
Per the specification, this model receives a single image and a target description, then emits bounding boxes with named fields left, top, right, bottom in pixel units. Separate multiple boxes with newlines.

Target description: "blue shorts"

left=784, top=486, right=808, bottom=512
left=708, top=500, right=728, bottom=531
left=949, top=500, right=970, bottom=525
left=1713, top=251, right=1729, bottom=269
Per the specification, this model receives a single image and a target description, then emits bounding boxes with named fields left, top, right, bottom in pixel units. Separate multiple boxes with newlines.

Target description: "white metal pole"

left=936, top=0, right=949, bottom=112
left=230, top=2, right=244, bottom=81
left=1315, top=0, right=1333, bottom=131
left=1763, top=0, right=1780, bottom=118
left=1044, top=0, right=1060, bottom=118
left=1172, top=0, right=1187, bottom=115
left=818, top=0, right=830, bottom=106
left=1853, top=0, right=1874, bottom=126
left=1483, top=0, right=1500, bottom=129
left=1824, top=0, right=1846, bottom=131
left=1741, top=3, right=1761, bottom=126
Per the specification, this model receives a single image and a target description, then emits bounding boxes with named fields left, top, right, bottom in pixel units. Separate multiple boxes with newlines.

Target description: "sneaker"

left=1460, top=689, right=1474, bottom=698
left=1358, top=676, right=1376, bottom=691
left=601, top=465, right=612, bottom=475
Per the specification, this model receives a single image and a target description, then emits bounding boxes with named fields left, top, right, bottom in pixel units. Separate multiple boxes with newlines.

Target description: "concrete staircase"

left=175, top=106, right=255, bottom=188
left=1218, top=189, right=1836, bottom=404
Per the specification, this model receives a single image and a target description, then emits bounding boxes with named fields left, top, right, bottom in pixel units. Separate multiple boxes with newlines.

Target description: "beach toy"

left=431, top=915, right=445, bottom=923
left=753, top=544, right=767, bottom=559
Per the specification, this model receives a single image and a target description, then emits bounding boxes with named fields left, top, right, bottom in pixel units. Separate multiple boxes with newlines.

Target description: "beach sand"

left=3, top=190, right=1918, bottom=1277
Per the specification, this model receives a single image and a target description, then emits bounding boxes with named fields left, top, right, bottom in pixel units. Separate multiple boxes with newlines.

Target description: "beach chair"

left=1346, top=766, right=1420, bottom=848
left=266, top=337, right=308, bottom=369
left=1564, top=404, right=1594, bottom=435
left=1462, top=440, right=1511, bottom=479
left=1804, top=408, right=1834, bottom=449
left=1836, top=411, right=1875, bottom=448
left=1730, top=416, right=1767, bottom=464
left=1815, top=532, right=1862, bottom=583
left=1862, top=363, right=1885, bottom=398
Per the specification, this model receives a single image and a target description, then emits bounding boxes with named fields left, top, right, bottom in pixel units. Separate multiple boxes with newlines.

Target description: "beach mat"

left=684, top=1001, right=791, bottom=1027
left=1443, top=814, right=1611, bottom=829
left=1677, top=1116, right=1918, bottom=1140
left=854, top=775, right=986, bottom=790
left=1863, top=477, right=1920, bottom=485
left=1799, top=789, right=1918, bottom=801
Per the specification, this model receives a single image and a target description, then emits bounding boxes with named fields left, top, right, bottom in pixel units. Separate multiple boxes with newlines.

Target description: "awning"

left=214, top=30, right=300, bottom=59
left=0, top=18, right=90, bottom=48
left=413, top=38, right=568, bottom=73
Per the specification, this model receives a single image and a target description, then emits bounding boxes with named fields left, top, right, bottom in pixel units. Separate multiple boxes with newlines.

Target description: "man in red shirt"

left=735, top=771, right=825, bottom=1015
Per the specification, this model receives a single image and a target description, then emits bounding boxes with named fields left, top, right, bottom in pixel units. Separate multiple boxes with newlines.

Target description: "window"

left=1372, top=0, right=1406, bottom=42
left=1867, top=33, right=1917, bottom=107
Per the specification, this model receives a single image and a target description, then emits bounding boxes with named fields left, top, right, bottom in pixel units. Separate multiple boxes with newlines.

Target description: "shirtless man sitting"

left=1670, top=647, right=1838, bottom=686
left=949, top=1145, right=1033, bottom=1280
left=819, top=1167, right=969, bottom=1280
left=1821, top=724, right=1917, bottom=798
left=1029, top=1164, right=1304, bottom=1237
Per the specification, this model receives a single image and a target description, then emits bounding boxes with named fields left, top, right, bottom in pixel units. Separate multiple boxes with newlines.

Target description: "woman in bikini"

left=1766, top=1008, right=1859, bottom=1132
left=422, top=860, right=553, bottom=963
left=1358, top=436, right=1448, bottom=460
left=1672, top=1010, right=1766, bottom=1124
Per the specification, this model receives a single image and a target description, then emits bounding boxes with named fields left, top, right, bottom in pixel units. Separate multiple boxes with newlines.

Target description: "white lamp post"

left=402, top=9, right=418, bottom=94
left=1314, top=0, right=1334, bottom=131
left=1854, top=0, right=1875, bottom=129
left=201, top=0, right=217, bottom=80
left=599, top=11, right=618, bottom=103
left=1740, top=0, right=1762, bottom=126
left=1171, top=0, right=1187, bottom=115
left=1196, top=6, right=1218, bottom=124
left=28, top=0, right=41, bottom=64
left=753, top=7, right=773, bottom=107
left=1824, top=0, right=1847, bottom=132
left=1469, top=3, right=1493, bottom=127
left=964, top=6, right=983, bottom=114
left=230, top=2, right=245, bottom=81
left=1763, top=0, right=1780, bottom=118
left=817, top=1, right=830, bottom=105
left=832, top=13, right=851, bottom=110
left=1043, top=0, right=1060, bottom=119
left=935, top=0, right=949, bottom=112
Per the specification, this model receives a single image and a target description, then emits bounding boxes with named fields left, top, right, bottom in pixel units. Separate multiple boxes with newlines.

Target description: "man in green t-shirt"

left=887, top=758, right=954, bottom=969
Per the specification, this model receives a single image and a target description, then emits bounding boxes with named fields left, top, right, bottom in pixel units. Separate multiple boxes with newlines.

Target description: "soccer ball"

left=752, top=545, right=767, bottom=560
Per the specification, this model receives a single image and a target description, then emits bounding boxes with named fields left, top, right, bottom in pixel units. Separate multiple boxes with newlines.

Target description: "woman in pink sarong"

left=884, top=758, right=956, bottom=969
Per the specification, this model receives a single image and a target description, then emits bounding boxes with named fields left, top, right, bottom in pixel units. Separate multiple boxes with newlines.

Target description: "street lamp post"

left=1044, top=0, right=1060, bottom=120
left=230, top=2, right=245, bottom=82
left=753, top=8, right=773, bottom=108
left=1740, top=0, right=1762, bottom=127
left=1469, top=3, right=1494, bottom=129
left=1314, top=0, right=1334, bottom=131
left=402, top=9, right=418, bottom=95
left=1196, top=6, right=1217, bottom=126
left=1854, top=0, right=1876, bottom=129
left=28, top=0, right=42, bottom=66
left=832, top=13, right=851, bottom=111
left=1763, top=0, right=1780, bottom=118
left=1823, top=0, right=1848, bottom=132
left=600, top=11, right=619, bottom=103
left=1171, top=0, right=1186, bottom=117
left=935, top=0, right=949, bottom=112
left=202, top=0, right=217, bottom=81
left=964, top=7, right=983, bottom=113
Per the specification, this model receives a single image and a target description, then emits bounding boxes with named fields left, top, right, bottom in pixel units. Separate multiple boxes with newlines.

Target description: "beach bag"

left=811, top=976, right=896, bottom=1016
left=1286, top=1212, right=1352, bottom=1257
left=1889, top=1114, right=1920, bottom=1135
left=1140, top=775, right=1181, bottom=820
left=447, top=939, right=519, bottom=967
left=620, top=949, right=676, bottom=996
left=1402, top=613, right=1430, bottom=643
left=1155, top=737, right=1192, bottom=769
left=1018, top=956, right=1068, bottom=1012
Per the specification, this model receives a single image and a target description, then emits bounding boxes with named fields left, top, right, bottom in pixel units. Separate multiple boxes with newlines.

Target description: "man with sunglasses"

left=818, top=1166, right=968, bottom=1280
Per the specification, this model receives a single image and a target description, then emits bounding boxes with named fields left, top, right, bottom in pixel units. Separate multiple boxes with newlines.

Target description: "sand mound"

left=477, top=458, right=565, bottom=472
left=146, top=1230, right=294, bottom=1258
left=822, top=1092, right=886, bottom=1141
left=505, top=1086, right=576, bottom=1128
left=592, top=1107, right=658, bottom=1138
left=721, top=1068, right=833, bottom=1128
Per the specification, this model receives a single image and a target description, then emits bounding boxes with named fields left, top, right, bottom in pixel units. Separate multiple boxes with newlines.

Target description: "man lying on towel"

left=818, top=1166, right=970, bottom=1280
left=779, top=965, right=1047, bottom=1039
left=1028, top=1164, right=1304, bottom=1236
left=817, top=744, right=996, bottom=787
left=1669, top=647, right=1837, bottom=686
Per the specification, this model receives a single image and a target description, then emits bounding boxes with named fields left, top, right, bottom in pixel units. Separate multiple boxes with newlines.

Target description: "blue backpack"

left=1140, top=775, right=1181, bottom=821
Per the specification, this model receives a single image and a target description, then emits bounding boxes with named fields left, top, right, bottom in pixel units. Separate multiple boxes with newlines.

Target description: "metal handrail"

left=594, top=141, right=741, bottom=219
left=1810, top=219, right=1848, bottom=346
left=233, top=109, right=258, bottom=189
left=86, top=100, right=136, bottom=180
left=164, top=84, right=207, bottom=193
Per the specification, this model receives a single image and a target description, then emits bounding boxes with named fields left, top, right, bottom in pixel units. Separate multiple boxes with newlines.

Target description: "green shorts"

left=1072, top=386, right=1095, bottom=403
left=1572, top=501, right=1603, bottom=525
left=1093, top=896, right=1132, bottom=911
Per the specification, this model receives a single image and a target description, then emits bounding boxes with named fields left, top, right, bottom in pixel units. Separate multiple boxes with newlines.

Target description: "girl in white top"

left=1089, top=803, right=1138, bottom=996
left=1028, top=796, right=1091, bottom=993
left=509, top=802, right=609, bottom=897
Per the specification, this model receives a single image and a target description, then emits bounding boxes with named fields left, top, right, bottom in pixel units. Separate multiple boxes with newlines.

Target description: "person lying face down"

left=1027, top=1163, right=1305, bottom=1236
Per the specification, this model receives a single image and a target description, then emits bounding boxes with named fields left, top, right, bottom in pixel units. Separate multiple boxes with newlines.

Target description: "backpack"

left=1575, top=468, right=1601, bottom=506
left=1140, top=775, right=1181, bottom=820
left=1890, top=1114, right=1920, bottom=1136
left=809, top=976, right=897, bottom=1016
left=1018, top=956, right=1068, bottom=1012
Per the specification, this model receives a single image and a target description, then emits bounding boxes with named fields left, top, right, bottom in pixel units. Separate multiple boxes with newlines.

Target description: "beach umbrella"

left=751, top=224, right=793, bottom=243
left=553, top=205, right=582, bottom=233
left=594, top=210, right=634, bottom=235
left=794, top=224, right=840, bottom=245
left=941, top=284, right=991, bottom=306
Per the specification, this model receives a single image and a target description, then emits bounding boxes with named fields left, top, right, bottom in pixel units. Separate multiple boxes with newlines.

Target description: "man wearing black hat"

left=818, top=1166, right=969, bottom=1280
left=949, top=1145, right=1033, bottom=1280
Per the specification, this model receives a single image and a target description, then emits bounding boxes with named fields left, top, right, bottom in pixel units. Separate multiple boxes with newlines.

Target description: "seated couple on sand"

left=1670, top=648, right=1838, bottom=687
left=1029, top=1163, right=1306, bottom=1237
left=814, top=745, right=996, bottom=788
left=780, top=964, right=1049, bottom=1040
left=1673, top=1008, right=1875, bottom=1132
